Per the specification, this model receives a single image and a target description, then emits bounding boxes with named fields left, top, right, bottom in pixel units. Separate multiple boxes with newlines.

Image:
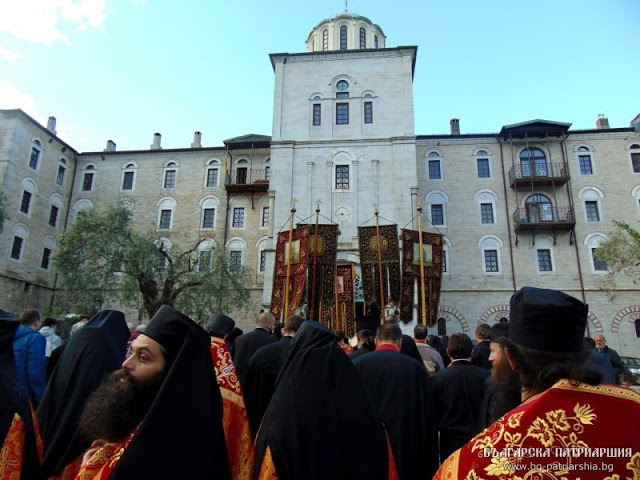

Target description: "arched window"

left=10, top=224, right=29, bottom=261
left=73, top=199, right=93, bottom=222
left=264, top=158, right=270, bottom=180
left=475, top=190, right=497, bottom=225
left=163, top=161, right=178, bottom=189
left=57, top=158, right=67, bottom=186
left=48, top=193, right=63, bottom=228
left=520, top=147, right=547, bottom=177
left=635, top=318, right=640, bottom=338
left=40, top=236, right=56, bottom=270
left=227, top=238, right=247, bottom=267
left=122, top=162, right=137, bottom=191
left=427, top=151, right=442, bottom=180
left=585, top=233, right=608, bottom=273
left=19, top=179, right=37, bottom=217
left=197, top=238, right=216, bottom=271
left=479, top=235, right=503, bottom=274
left=158, top=198, right=177, bottom=230
left=534, top=235, right=555, bottom=273
left=257, top=237, right=268, bottom=272
left=234, top=159, right=248, bottom=185
left=340, top=25, right=347, bottom=50
left=359, top=27, right=366, bottom=48
left=82, top=165, right=96, bottom=192
left=437, top=317, right=447, bottom=336
left=200, top=196, right=220, bottom=230
left=374, top=35, right=379, bottom=48
left=205, top=159, right=220, bottom=188
left=577, top=146, right=594, bottom=175
left=28, top=139, right=42, bottom=170
left=525, top=194, right=553, bottom=223
left=475, top=149, right=491, bottom=178
left=322, top=29, right=328, bottom=51
left=630, top=143, right=640, bottom=173
left=579, top=187, right=604, bottom=223
left=426, top=191, right=448, bottom=226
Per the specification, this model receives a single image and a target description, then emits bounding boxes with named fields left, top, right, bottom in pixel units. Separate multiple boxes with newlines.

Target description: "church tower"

left=263, top=10, right=418, bottom=309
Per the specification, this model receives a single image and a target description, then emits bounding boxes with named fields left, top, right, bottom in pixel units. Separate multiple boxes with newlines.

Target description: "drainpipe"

left=223, top=148, right=233, bottom=249
left=561, top=134, right=589, bottom=335
left=49, top=149, right=80, bottom=312
left=498, top=137, right=517, bottom=293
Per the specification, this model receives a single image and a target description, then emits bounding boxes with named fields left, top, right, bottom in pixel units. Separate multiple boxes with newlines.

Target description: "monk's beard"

left=79, top=368, right=165, bottom=443
left=491, top=358, right=522, bottom=420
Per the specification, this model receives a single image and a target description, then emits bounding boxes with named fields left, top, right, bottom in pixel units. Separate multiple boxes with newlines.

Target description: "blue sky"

left=1, top=0, right=638, bottom=152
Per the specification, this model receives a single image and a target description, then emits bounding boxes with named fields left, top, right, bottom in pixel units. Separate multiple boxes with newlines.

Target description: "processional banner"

left=319, top=263, right=356, bottom=337
left=400, top=229, right=444, bottom=326
left=270, top=225, right=310, bottom=320
left=357, top=225, right=401, bottom=316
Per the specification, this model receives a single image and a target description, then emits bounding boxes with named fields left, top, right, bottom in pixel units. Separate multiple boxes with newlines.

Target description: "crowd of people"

left=1, top=285, right=639, bottom=479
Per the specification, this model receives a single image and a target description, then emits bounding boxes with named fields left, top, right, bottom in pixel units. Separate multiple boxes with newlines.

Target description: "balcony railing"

left=512, top=206, right=576, bottom=232
left=225, top=169, right=269, bottom=193
left=509, top=162, right=570, bottom=187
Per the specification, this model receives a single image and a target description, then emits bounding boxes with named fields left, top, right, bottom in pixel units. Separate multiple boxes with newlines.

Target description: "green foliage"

left=54, top=203, right=253, bottom=320
left=596, top=221, right=640, bottom=293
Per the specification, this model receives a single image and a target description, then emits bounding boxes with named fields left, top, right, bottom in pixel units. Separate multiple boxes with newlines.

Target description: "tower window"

left=340, top=25, right=347, bottom=50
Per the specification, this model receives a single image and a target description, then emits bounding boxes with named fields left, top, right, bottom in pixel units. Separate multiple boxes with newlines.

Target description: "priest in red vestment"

left=207, top=313, right=253, bottom=480
left=434, top=286, right=640, bottom=480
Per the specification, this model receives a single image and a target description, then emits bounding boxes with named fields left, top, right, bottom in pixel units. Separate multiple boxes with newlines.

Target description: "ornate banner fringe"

left=357, top=224, right=401, bottom=314
left=400, top=229, right=444, bottom=326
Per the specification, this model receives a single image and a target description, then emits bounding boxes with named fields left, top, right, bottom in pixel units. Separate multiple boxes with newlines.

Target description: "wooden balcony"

left=225, top=169, right=269, bottom=194
left=509, top=162, right=570, bottom=188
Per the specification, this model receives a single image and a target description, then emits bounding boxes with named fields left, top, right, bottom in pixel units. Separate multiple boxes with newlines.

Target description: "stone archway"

left=587, top=312, right=603, bottom=334
left=437, top=305, right=470, bottom=334
left=479, top=304, right=510, bottom=324
left=612, top=306, right=640, bottom=333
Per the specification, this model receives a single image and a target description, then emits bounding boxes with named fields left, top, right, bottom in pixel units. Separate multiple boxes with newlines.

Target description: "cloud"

left=0, top=0, right=107, bottom=46
left=0, top=47, right=24, bottom=60
left=0, top=80, right=35, bottom=111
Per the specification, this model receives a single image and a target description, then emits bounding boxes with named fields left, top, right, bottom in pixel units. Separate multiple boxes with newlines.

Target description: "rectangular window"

left=632, top=153, right=640, bottom=173
left=202, top=208, right=216, bottom=229
left=122, top=171, right=134, bottom=190
left=82, top=173, right=94, bottom=191
left=56, top=166, right=66, bottom=185
left=230, top=251, right=242, bottom=266
left=336, top=103, right=349, bottom=125
left=49, top=205, right=59, bottom=227
left=442, top=250, right=448, bottom=273
left=537, top=249, right=553, bottom=272
left=159, top=209, right=172, bottom=229
left=20, top=191, right=32, bottom=214
left=484, top=250, right=499, bottom=273
left=360, top=28, right=366, bottom=48
left=164, top=170, right=176, bottom=189
left=261, top=207, right=270, bottom=227
left=340, top=26, right=347, bottom=50
left=480, top=203, right=494, bottom=224
left=431, top=204, right=444, bottom=226
left=232, top=208, right=245, bottom=228
left=364, top=102, right=373, bottom=124
left=579, top=155, right=593, bottom=175
left=477, top=158, right=490, bottom=178
left=313, top=104, right=321, bottom=126
left=206, top=168, right=219, bottom=187
left=592, top=248, right=607, bottom=271
left=585, top=201, right=600, bottom=222
left=260, top=250, right=267, bottom=272
left=335, top=165, right=349, bottom=189
left=29, top=148, right=40, bottom=170
left=41, top=247, right=52, bottom=270
left=11, top=236, right=23, bottom=260
left=198, top=251, right=212, bottom=271
left=428, top=160, right=441, bottom=179
left=265, top=166, right=270, bottom=180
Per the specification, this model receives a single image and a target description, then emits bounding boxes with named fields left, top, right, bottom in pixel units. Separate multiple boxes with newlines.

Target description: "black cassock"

left=353, top=349, right=439, bottom=480
left=243, top=336, right=293, bottom=438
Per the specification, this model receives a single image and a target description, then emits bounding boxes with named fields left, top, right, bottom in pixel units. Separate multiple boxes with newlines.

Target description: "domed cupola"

left=306, top=9, right=386, bottom=52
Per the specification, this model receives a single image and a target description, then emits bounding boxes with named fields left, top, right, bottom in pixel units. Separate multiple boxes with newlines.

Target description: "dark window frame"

left=313, top=104, right=321, bottom=126
left=202, top=208, right=216, bottom=229
left=340, top=25, right=347, bottom=50
left=364, top=101, right=373, bottom=124
left=336, top=103, right=349, bottom=125
left=335, top=165, right=350, bottom=189
left=537, top=249, right=553, bottom=272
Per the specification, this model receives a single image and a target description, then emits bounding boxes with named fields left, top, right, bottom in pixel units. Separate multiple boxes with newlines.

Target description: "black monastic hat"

left=509, top=286, right=587, bottom=353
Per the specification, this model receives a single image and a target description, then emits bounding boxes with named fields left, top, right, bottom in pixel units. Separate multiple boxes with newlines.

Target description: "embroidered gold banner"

left=400, top=229, right=443, bottom=326
left=357, top=224, right=400, bottom=315
left=319, top=263, right=356, bottom=337
left=270, top=225, right=310, bottom=320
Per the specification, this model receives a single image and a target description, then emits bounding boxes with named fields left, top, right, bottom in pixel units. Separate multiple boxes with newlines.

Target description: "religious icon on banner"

left=368, top=235, right=389, bottom=252
left=337, top=275, right=344, bottom=294
left=413, top=243, right=433, bottom=267
left=284, top=239, right=300, bottom=265
left=309, top=234, right=325, bottom=254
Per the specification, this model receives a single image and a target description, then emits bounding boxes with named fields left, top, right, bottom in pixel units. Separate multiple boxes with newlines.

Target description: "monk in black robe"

left=353, top=323, right=439, bottom=480
left=242, top=314, right=304, bottom=438
left=37, top=309, right=130, bottom=479
left=253, top=320, right=395, bottom=480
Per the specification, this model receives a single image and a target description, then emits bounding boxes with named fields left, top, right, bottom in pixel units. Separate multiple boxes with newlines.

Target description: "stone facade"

left=0, top=10, right=639, bottom=356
